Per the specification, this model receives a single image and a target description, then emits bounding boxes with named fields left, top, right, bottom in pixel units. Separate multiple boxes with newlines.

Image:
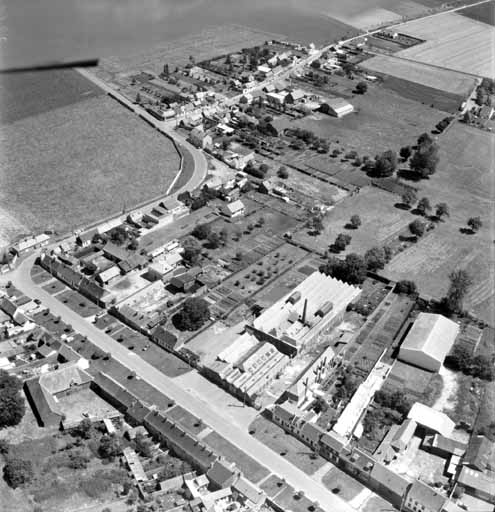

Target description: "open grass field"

left=275, top=82, right=448, bottom=157
left=0, top=94, right=180, bottom=244
left=248, top=416, right=327, bottom=475
left=459, top=0, right=495, bottom=25
left=294, top=187, right=414, bottom=255
left=396, top=12, right=495, bottom=77
left=361, top=54, right=477, bottom=98
left=321, top=466, right=365, bottom=500
left=385, top=124, right=495, bottom=324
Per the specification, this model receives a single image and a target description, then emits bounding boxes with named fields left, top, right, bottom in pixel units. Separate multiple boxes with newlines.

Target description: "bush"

left=3, top=458, right=34, bottom=488
left=174, top=298, right=210, bottom=331
left=277, top=166, right=289, bottom=179
left=0, top=370, right=25, bottom=429
left=395, top=280, right=417, bottom=295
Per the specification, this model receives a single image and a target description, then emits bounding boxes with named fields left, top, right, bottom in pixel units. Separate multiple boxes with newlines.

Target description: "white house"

left=221, top=199, right=245, bottom=218
left=408, top=402, right=455, bottom=438
left=399, top=313, right=459, bottom=372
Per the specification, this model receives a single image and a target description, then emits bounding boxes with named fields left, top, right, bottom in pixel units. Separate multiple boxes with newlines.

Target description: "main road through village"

left=2, top=255, right=354, bottom=512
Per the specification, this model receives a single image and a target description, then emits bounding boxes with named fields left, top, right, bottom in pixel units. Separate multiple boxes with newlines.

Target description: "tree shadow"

left=397, top=169, right=422, bottom=182
left=394, top=202, right=411, bottom=211
left=459, top=227, right=475, bottom=235
left=344, top=223, right=358, bottom=230
left=399, top=234, right=417, bottom=243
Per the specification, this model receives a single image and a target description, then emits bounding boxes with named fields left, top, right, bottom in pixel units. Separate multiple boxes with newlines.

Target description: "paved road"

left=2, top=256, right=353, bottom=512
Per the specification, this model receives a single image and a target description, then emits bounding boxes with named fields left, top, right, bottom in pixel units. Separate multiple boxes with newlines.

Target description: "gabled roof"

left=233, top=476, right=266, bottom=506
left=401, top=313, right=459, bottom=363
left=38, top=363, right=92, bottom=395
left=326, top=97, right=353, bottom=111
left=300, top=422, right=324, bottom=444
left=464, top=435, right=495, bottom=471
left=103, top=242, right=129, bottom=262
left=207, top=459, right=237, bottom=488
left=370, top=462, right=410, bottom=497
left=391, top=418, right=417, bottom=451
left=408, top=403, right=455, bottom=438
left=407, top=480, right=445, bottom=511
left=224, top=199, right=245, bottom=214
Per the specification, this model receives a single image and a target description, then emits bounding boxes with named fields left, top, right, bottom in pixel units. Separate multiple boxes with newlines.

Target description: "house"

left=232, top=476, right=266, bottom=509
left=285, top=89, right=306, bottom=103
left=319, top=430, right=346, bottom=462
left=24, top=362, right=93, bottom=428
left=324, top=97, right=354, bottom=118
left=189, top=126, right=213, bottom=149
left=370, top=462, right=411, bottom=509
left=457, top=466, right=495, bottom=504
left=220, top=199, right=245, bottom=218
left=0, top=297, right=28, bottom=325
left=463, top=435, right=495, bottom=472
left=299, top=422, right=324, bottom=449
left=12, top=234, right=50, bottom=255
left=77, top=228, right=98, bottom=247
left=391, top=418, right=417, bottom=452
left=408, top=403, right=455, bottom=438
left=404, top=480, right=446, bottom=512
left=169, top=267, right=202, bottom=292
left=266, top=92, right=287, bottom=106
left=102, top=242, right=129, bottom=263
left=96, top=265, right=121, bottom=286
left=143, top=411, right=217, bottom=472
left=151, top=326, right=182, bottom=352
left=423, top=434, right=466, bottom=458
left=399, top=313, right=459, bottom=372
left=206, top=459, right=238, bottom=489
left=123, top=447, right=148, bottom=483
left=160, top=196, right=188, bottom=216
left=257, top=65, right=271, bottom=77
left=223, top=144, right=255, bottom=170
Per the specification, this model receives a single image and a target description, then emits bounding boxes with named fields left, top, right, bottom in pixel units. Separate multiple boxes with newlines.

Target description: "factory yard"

left=395, top=12, right=495, bottom=77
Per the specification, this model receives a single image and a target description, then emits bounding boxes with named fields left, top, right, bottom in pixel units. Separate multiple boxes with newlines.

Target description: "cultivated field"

left=97, top=25, right=285, bottom=79
left=396, top=12, right=495, bottom=77
left=0, top=95, right=180, bottom=242
left=361, top=55, right=477, bottom=96
left=294, top=187, right=415, bottom=255
left=385, top=124, right=495, bottom=324
left=459, top=0, right=495, bottom=25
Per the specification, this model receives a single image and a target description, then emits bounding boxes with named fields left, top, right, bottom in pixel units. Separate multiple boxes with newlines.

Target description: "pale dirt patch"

left=432, top=365, right=458, bottom=413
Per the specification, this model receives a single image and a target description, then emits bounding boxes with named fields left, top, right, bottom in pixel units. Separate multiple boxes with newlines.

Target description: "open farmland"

left=360, top=55, right=477, bottom=107
left=459, top=0, right=495, bottom=25
left=385, top=123, right=495, bottom=324
left=395, top=12, right=495, bottom=77
left=0, top=94, right=180, bottom=243
left=293, top=187, right=414, bottom=255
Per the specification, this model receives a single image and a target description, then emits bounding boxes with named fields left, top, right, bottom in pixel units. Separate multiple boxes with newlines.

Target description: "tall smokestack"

left=302, top=299, right=308, bottom=325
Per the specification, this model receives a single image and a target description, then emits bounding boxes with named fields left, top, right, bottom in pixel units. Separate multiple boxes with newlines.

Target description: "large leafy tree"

left=174, top=298, right=210, bottom=331
left=444, top=269, right=472, bottom=313
left=0, top=371, right=25, bottom=429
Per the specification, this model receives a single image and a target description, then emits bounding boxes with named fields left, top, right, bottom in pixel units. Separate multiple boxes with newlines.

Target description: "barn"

left=399, top=313, right=459, bottom=372
left=325, top=97, right=354, bottom=118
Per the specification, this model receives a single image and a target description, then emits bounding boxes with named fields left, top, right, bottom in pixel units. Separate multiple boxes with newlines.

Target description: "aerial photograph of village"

left=0, top=0, right=493, bottom=511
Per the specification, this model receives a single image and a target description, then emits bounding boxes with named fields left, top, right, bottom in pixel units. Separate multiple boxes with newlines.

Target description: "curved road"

left=1, top=255, right=353, bottom=512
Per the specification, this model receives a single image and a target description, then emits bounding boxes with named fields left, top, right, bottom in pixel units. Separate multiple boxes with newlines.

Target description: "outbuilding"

left=399, top=313, right=459, bottom=372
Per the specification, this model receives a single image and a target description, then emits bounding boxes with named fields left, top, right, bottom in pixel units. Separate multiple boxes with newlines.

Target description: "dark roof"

left=464, top=435, right=495, bottom=471
left=24, top=378, right=63, bottom=427
left=300, top=422, right=324, bottom=444
left=92, top=372, right=141, bottom=411
left=152, top=326, right=178, bottom=348
left=103, top=242, right=129, bottom=262
left=144, top=411, right=217, bottom=469
left=207, top=459, right=237, bottom=488
left=0, top=297, right=18, bottom=317
left=77, top=228, right=98, bottom=244
left=320, top=431, right=345, bottom=453
left=371, top=462, right=410, bottom=497
left=79, top=277, right=105, bottom=300
left=407, top=480, right=445, bottom=511
left=118, top=253, right=147, bottom=273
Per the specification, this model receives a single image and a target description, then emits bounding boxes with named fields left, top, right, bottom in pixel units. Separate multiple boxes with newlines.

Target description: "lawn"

left=260, top=474, right=289, bottom=498
left=249, top=416, right=327, bottom=475
left=385, top=123, right=495, bottom=323
left=165, top=405, right=206, bottom=437
left=203, top=431, right=270, bottom=484
left=321, top=466, right=365, bottom=501
left=42, top=279, right=67, bottom=295
left=293, top=187, right=414, bottom=255
left=30, top=265, right=54, bottom=285
left=0, top=94, right=181, bottom=243
left=274, top=79, right=448, bottom=156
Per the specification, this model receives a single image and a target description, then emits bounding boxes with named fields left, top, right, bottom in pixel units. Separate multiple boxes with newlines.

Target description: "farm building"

left=252, top=271, right=361, bottom=352
left=408, top=402, right=455, bottom=438
left=399, top=313, right=459, bottom=372
left=325, top=97, right=354, bottom=118
left=456, top=467, right=495, bottom=505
